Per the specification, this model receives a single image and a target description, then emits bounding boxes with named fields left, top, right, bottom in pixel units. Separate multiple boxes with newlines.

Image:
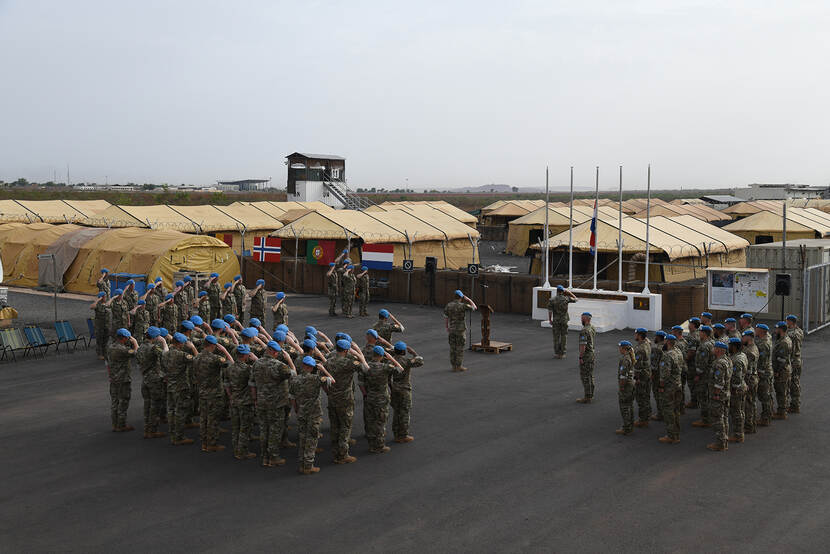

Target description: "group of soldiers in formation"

left=548, top=286, right=805, bottom=451
left=326, top=250, right=371, bottom=318
left=92, top=267, right=423, bottom=475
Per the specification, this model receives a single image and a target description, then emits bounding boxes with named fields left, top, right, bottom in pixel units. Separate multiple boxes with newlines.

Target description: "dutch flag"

left=362, top=243, right=394, bottom=270
left=589, top=200, right=597, bottom=256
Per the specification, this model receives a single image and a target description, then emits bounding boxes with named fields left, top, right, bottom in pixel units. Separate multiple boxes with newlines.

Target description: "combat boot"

left=615, top=428, right=632, bottom=436
left=144, top=432, right=153, bottom=439
left=458, top=366, right=468, bottom=372
left=691, top=420, right=711, bottom=428
left=174, top=438, right=195, bottom=446
left=658, top=435, right=676, bottom=444
left=395, top=435, right=414, bottom=443
left=772, top=412, right=788, bottom=420
left=281, top=440, right=296, bottom=448
left=300, top=466, right=321, bottom=475
left=271, top=457, right=286, bottom=466
left=184, top=422, right=200, bottom=429
left=707, top=442, right=727, bottom=452
left=788, top=406, right=800, bottom=414
left=633, top=421, right=649, bottom=428
left=576, top=397, right=589, bottom=404
left=122, top=425, right=135, bottom=432
left=151, top=432, right=166, bottom=438
left=369, top=446, right=391, bottom=454
left=206, top=445, right=226, bottom=452
left=348, top=438, right=357, bottom=446
left=728, top=435, right=744, bottom=443
left=649, top=414, right=663, bottom=421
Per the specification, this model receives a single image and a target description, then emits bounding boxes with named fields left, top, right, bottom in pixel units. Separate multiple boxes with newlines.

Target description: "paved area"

left=0, top=292, right=827, bottom=552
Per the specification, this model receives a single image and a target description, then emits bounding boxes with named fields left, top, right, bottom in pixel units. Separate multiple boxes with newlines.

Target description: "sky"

left=1, top=0, right=828, bottom=191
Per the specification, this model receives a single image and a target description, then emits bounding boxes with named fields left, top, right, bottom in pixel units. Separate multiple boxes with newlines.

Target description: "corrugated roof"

left=287, top=152, right=346, bottom=161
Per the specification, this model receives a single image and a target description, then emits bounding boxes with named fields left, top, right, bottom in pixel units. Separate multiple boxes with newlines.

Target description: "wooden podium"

left=471, top=304, right=512, bottom=354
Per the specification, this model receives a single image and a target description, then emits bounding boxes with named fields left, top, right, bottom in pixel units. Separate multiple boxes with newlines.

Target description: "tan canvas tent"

left=0, top=223, right=84, bottom=288
left=506, top=204, right=621, bottom=256
left=632, top=202, right=729, bottom=223
left=0, top=200, right=89, bottom=223
left=723, top=208, right=830, bottom=244
left=378, top=201, right=477, bottom=227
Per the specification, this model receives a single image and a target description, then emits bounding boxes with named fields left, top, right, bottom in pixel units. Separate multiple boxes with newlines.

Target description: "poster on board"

left=710, top=271, right=735, bottom=306
left=708, top=268, right=770, bottom=313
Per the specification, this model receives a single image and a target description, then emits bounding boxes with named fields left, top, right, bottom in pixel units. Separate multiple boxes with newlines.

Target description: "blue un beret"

left=190, top=315, right=204, bottom=326
left=619, top=340, right=632, bottom=347
left=724, top=317, right=736, bottom=323
left=204, top=335, right=218, bottom=345
left=582, top=312, right=592, bottom=317
left=236, top=344, right=251, bottom=355
left=714, top=341, right=727, bottom=349
left=173, top=332, right=187, bottom=344
left=302, top=355, right=316, bottom=367
left=728, top=337, right=742, bottom=344
left=372, top=345, right=386, bottom=356
left=336, top=339, right=351, bottom=350
left=776, top=321, right=787, bottom=328
left=756, top=323, right=769, bottom=331
left=366, top=329, right=379, bottom=338
left=241, top=327, right=258, bottom=338
left=635, top=327, right=647, bottom=334
left=701, top=312, right=712, bottom=318
left=211, top=319, right=225, bottom=330
left=394, top=341, right=407, bottom=352
left=666, top=334, right=677, bottom=341
left=786, top=314, right=798, bottom=322
left=713, top=323, right=725, bottom=330
left=267, top=340, right=281, bottom=352
left=116, top=328, right=131, bottom=338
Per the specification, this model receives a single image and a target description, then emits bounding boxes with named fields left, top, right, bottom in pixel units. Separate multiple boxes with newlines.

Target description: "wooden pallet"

left=471, top=341, right=512, bottom=354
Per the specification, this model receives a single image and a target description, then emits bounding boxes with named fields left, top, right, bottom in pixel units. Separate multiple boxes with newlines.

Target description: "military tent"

left=632, top=202, right=730, bottom=223
left=722, top=208, right=830, bottom=244
left=377, top=201, right=477, bottom=228
left=0, top=200, right=89, bottom=224
left=478, top=200, right=547, bottom=226
left=720, top=200, right=783, bottom=220
left=0, top=223, right=84, bottom=288
left=505, top=205, right=619, bottom=256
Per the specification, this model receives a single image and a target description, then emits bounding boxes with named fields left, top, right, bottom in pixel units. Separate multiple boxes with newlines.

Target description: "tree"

left=13, top=178, right=29, bottom=187
left=512, top=186, right=519, bottom=193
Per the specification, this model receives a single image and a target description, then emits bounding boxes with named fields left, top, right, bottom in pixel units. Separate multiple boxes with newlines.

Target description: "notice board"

left=707, top=267, right=770, bottom=313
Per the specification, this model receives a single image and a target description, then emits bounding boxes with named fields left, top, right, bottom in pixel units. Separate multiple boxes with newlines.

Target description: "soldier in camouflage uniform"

left=173, top=281, right=188, bottom=321
left=152, top=276, right=166, bottom=298
left=271, top=291, right=288, bottom=327
left=577, top=312, right=596, bottom=403
left=361, top=345, right=405, bottom=453
left=657, top=334, right=682, bottom=444
left=107, top=328, right=138, bottom=432
left=684, top=317, right=701, bottom=409
left=632, top=328, right=652, bottom=426
left=182, top=276, right=196, bottom=316
left=786, top=315, right=804, bottom=414
left=772, top=322, right=792, bottom=420
left=444, top=290, right=477, bottom=372
left=356, top=265, right=370, bottom=316
left=755, top=324, right=774, bottom=426
left=649, top=331, right=666, bottom=421
left=248, top=279, right=266, bottom=323
left=97, top=267, right=111, bottom=299
left=108, top=288, right=130, bottom=339
left=741, top=329, right=759, bottom=434
left=547, top=285, right=577, bottom=358
left=341, top=264, right=357, bottom=318
left=136, top=327, right=168, bottom=438
left=197, top=291, right=211, bottom=323
left=713, top=322, right=726, bottom=342
left=692, top=326, right=715, bottom=429
left=159, top=293, right=178, bottom=334
left=391, top=341, right=424, bottom=443
left=123, top=280, right=138, bottom=312
left=373, top=308, right=405, bottom=343
left=221, top=283, right=237, bottom=318
left=326, top=339, right=368, bottom=463
left=163, top=332, right=198, bottom=445
left=225, top=344, right=258, bottom=459
left=326, top=262, right=339, bottom=316
left=130, top=299, right=150, bottom=341
left=252, top=340, right=295, bottom=466
left=671, top=325, right=688, bottom=413
left=232, top=275, right=246, bottom=320
left=739, top=313, right=753, bottom=334
left=290, top=356, right=335, bottom=474
left=207, top=272, right=222, bottom=322
left=90, top=292, right=110, bottom=359
left=727, top=337, right=747, bottom=443
left=616, top=341, right=636, bottom=436
left=707, top=341, right=733, bottom=451
left=143, top=283, right=159, bottom=327
left=725, top=317, right=740, bottom=339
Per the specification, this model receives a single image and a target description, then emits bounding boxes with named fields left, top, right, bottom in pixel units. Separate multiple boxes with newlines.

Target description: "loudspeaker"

left=425, top=257, right=437, bottom=273
left=775, top=273, right=791, bottom=296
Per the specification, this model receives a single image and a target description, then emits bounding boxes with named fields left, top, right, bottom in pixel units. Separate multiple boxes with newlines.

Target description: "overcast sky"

left=1, top=1, right=828, bottom=190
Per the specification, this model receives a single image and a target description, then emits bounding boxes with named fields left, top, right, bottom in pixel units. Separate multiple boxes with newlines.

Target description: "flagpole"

left=618, top=165, right=623, bottom=292
left=643, top=164, right=651, bottom=294
left=543, top=165, right=550, bottom=288
left=568, top=166, right=574, bottom=289
left=593, top=166, right=599, bottom=291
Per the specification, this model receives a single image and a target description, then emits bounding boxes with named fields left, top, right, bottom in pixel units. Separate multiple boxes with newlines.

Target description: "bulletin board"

left=707, top=267, right=770, bottom=313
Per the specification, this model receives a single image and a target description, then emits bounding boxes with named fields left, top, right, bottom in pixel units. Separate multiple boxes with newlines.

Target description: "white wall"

left=532, top=286, right=663, bottom=332
left=287, top=181, right=343, bottom=209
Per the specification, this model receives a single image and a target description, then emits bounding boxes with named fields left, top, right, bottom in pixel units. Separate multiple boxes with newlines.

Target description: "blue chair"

left=55, top=321, right=88, bottom=352
left=23, top=325, right=53, bottom=358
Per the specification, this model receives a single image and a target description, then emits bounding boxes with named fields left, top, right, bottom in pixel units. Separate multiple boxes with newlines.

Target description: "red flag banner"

left=253, top=237, right=281, bottom=262
left=306, top=239, right=336, bottom=265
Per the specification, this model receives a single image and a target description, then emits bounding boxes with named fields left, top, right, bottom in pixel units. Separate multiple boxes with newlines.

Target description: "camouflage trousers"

left=94, top=320, right=109, bottom=357
left=651, top=369, right=663, bottom=420
left=391, top=389, right=412, bottom=439
left=109, top=380, right=131, bottom=429
left=342, top=291, right=355, bottom=316
left=619, top=385, right=635, bottom=432
left=199, top=388, right=223, bottom=447
left=635, top=373, right=651, bottom=421
left=358, top=293, right=369, bottom=316
left=327, top=401, right=355, bottom=461
left=551, top=322, right=568, bottom=356
left=449, top=331, right=466, bottom=368
left=710, top=398, right=729, bottom=448
left=744, top=376, right=758, bottom=432
left=249, top=308, right=265, bottom=325
left=297, top=411, right=322, bottom=469
left=730, top=390, right=745, bottom=440
left=660, top=387, right=680, bottom=440
left=166, top=387, right=190, bottom=442
left=258, top=404, right=287, bottom=460
left=328, top=291, right=338, bottom=315
left=187, top=383, right=199, bottom=423
left=757, top=375, right=774, bottom=423
left=141, top=378, right=165, bottom=434
left=790, top=360, right=802, bottom=410
left=686, top=362, right=697, bottom=406
left=231, top=402, right=254, bottom=456
left=774, top=370, right=791, bottom=415
left=210, top=304, right=221, bottom=323
left=365, top=400, right=390, bottom=450
left=695, top=374, right=711, bottom=424
left=579, top=355, right=595, bottom=399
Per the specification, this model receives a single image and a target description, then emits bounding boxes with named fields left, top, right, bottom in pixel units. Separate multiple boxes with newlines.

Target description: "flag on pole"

left=361, top=243, right=394, bottom=270
left=252, top=237, right=281, bottom=262
left=589, top=200, right=598, bottom=256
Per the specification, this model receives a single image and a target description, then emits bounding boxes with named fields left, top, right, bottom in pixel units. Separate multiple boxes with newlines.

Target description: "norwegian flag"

left=589, top=200, right=598, bottom=256
left=253, top=237, right=281, bottom=262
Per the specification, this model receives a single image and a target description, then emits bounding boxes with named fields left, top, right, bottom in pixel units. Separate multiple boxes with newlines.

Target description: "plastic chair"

left=55, top=321, right=87, bottom=352
left=23, top=325, right=52, bottom=358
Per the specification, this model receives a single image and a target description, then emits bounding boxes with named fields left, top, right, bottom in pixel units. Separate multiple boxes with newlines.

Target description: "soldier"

left=341, top=264, right=357, bottom=318
left=107, top=288, right=130, bottom=338
left=123, top=279, right=138, bottom=312
left=163, top=332, right=198, bottom=446
left=361, top=345, right=405, bottom=453
left=616, top=340, right=636, bottom=436
left=225, top=344, right=258, bottom=459
left=206, top=272, right=221, bottom=322
left=632, top=328, right=652, bottom=427
left=713, top=322, right=726, bottom=341
left=221, top=283, right=237, bottom=318
left=272, top=291, right=288, bottom=327
left=252, top=340, right=296, bottom=466
left=707, top=341, right=733, bottom=451
left=232, top=275, right=246, bottom=320
left=742, top=329, right=759, bottom=434
left=159, top=293, right=178, bottom=334
left=755, top=324, right=774, bottom=426
left=90, top=292, right=110, bottom=360
left=130, top=299, right=150, bottom=342
left=373, top=308, right=405, bottom=342
left=691, top=325, right=715, bottom=429
left=326, top=262, right=339, bottom=316
left=684, top=317, right=701, bottom=409
left=657, top=334, right=682, bottom=444
left=136, top=326, right=168, bottom=439
left=739, top=313, right=754, bottom=334
left=727, top=337, right=747, bottom=444
left=143, top=283, right=159, bottom=327
left=786, top=314, right=804, bottom=414
left=772, top=321, right=792, bottom=420
left=290, top=355, right=335, bottom=474
left=649, top=331, right=666, bottom=421
left=443, top=290, right=477, bottom=372
left=576, top=312, right=596, bottom=403
left=173, top=280, right=188, bottom=321
left=356, top=265, right=370, bottom=316
left=182, top=275, right=196, bottom=315
left=153, top=276, right=166, bottom=298
left=197, top=291, right=211, bottom=323
left=390, top=341, right=424, bottom=443
left=700, top=311, right=713, bottom=327
left=326, top=338, right=368, bottom=464
left=193, top=334, right=229, bottom=452
left=547, top=285, right=577, bottom=359
left=671, top=325, right=688, bottom=412
left=107, top=328, right=138, bottom=432
left=248, top=279, right=266, bottom=324
left=97, top=267, right=111, bottom=299
left=724, top=317, right=740, bottom=340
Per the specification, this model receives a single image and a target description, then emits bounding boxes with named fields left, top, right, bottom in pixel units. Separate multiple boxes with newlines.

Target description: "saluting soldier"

left=232, top=275, right=246, bottom=320
left=221, top=283, right=237, bottom=318
left=786, top=314, right=804, bottom=414
left=727, top=337, right=747, bottom=444
left=707, top=341, right=733, bottom=452
left=90, top=292, right=110, bottom=359
left=248, top=279, right=266, bottom=323
left=356, top=265, right=370, bottom=316
left=159, top=293, right=178, bottom=334
left=123, top=280, right=138, bottom=311
left=326, top=262, right=339, bottom=316
left=755, top=324, right=774, bottom=426
left=97, top=268, right=111, bottom=299
left=272, top=291, right=288, bottom=327
left=136, top=326, right=168, bottom=439
left=615, top=340, right=636, bottom=436
left=685, top=317, right=701, bottom=409
left=226, top=344, right=258, bottom=459
left=252, top=340, right=296, bottom=467
left=206, top=272, right=221, bottom=322
left=633, top=328, right=652, bottom=427
left=772, top=322, right=792, bottom=420
left=576, top=312, right=596, bottom=403
left=130, top=299, right=150, bottom=342
left=325, top=338, right=368, bottom=464
left=657, top=334, right=682, bottom=444
left=390, top=341, right=424, bottom=443
left=341, top=264, right=357, bottom=318
left=741, top=329, right=759, bottom=434
left=671, top=325, right=688, bottom=413
left=290, top=356, right=335, bottom=475
left=163, top=332, right=198, bottom=446
left=373, top=308, right=405, bottom=342
left=107, top=328, right=138, bottom=432
left=361, top=345, right=405, bottom=453
left=197, top=290, right=211, bottom=323
left=724, top=317, right=740, bottom=340
left=143, top=283, right=160, bottom=327
left=547, top=285, right=577, bottom=359
left=443, top=290, right=477, bottom=372
left=193, top=334, right=233, bottom=453
left=107, top=288, right=130, bottom=338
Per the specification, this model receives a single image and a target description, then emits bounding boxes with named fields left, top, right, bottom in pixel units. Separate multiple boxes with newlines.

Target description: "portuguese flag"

left=306, top=239, right=336, bottom=265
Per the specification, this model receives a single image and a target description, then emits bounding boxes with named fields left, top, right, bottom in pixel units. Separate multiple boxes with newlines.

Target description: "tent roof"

left=362, top=209, right=451, bottom=241
left=721, top=200, right=782, bottom=216
left=370, top=204, right=480, bottom=239
left=212, top=203, right=284, bottom=231
left=379, top=201, right=477, bottom=224
left=632, top=203, right=729, bottom=222
left=723, top=208, right=830, bottom=237
left=272, top=209, right=406, bottom=243
left=62, top=199, right=112, bottom=216
left=671, top=198, right=707, bottom=205
left=483, top=200, right=547, bottom=217
left=2, top=200, right=88, bottom=223
left=510, top=205, right=593, bottom=226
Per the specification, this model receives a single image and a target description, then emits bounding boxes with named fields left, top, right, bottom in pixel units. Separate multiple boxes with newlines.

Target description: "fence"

left=803, top=262, right=830, bottom=334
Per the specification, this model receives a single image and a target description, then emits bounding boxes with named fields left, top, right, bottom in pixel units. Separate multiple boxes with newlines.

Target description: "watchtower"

left=285, top=152, right=367, bottom=209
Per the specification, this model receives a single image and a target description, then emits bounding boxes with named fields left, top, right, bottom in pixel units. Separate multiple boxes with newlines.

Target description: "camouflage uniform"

left=110, top=298, right=129, bottom=338
left=756, top=334, right=774, bottom=424
left=325, top=353, right=363, bottom=461
left=658, top=345, right=682, bottom=441
left=578, top=323, right=596, bottom=399
left=249, top=288, right=265, bottom=322
left=685, top=329, right=700, bottom=407
left=729, top=350, right=748, bottom=441
left=174, top=290, right=189, bottom=321
left=252, top=355, right=293, bottom=462
left=225, top=359, right=255, bottom=456
left=357, top=273, right=370, bottom=316
left=772, top=334, right=792, bottom=416
left=233, top=283, right=246, bottom=320
left=633, top=338, right=652, bottom=422
left=547, top=293, right=575, bottom=356
left=208, top=281, right=222, bottom=321
left=97, top=277, right=111, bottom=299
left=743, top=341, right=759, bottom=433
left=788, top=326, right=804, bottom=411
left=193, top=349, right=227, bottom=449
left=107, top=341, right=135, bottom=429
left=618, top=350, right=636, bottom=433
left=444, top=300, right=472, bottom=369
left=198, top=297, right=211, bottom=323
left=327, top=271, right=339, bottom=316
left=650, top=341, right=664, bottom=419
left=290, top=370, right=326, bottom=470
left=273, top=303, right=288, bottom=327
left=160, top=303, right=179, bottom=335
left=674, top=334, right=689, bottom=410
left=145, top=292, right=160, bottom=327
left=124, top=288, right=138, bottom=312
left=341, top=272, right=356, bottom=316
left=373, top=319, right=402, bottom=343
left=361, top=358, right=402, bottom=451
left=94, top=301, right=110, bottom=357
left=694, top=336, right=715, bottom=425
left=221, top=293, right=237, bottom=320
left=162, top=348, right=193, bottom=443
left=391, top=352, right=424, bottom=440
left=132, top=307, right=150, bottom=342
left=136, top=340, right=165, bottom=434
left=709, top=354, right=733, bottom=449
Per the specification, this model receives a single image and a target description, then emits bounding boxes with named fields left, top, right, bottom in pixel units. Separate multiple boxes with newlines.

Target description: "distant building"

left=699, top=194, right=743, bottom=208
left=734, top=183, right=828, bottom=200
left=285, top=152, right=367, bottom=209
left=217, top=179, right=271, bottom=192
